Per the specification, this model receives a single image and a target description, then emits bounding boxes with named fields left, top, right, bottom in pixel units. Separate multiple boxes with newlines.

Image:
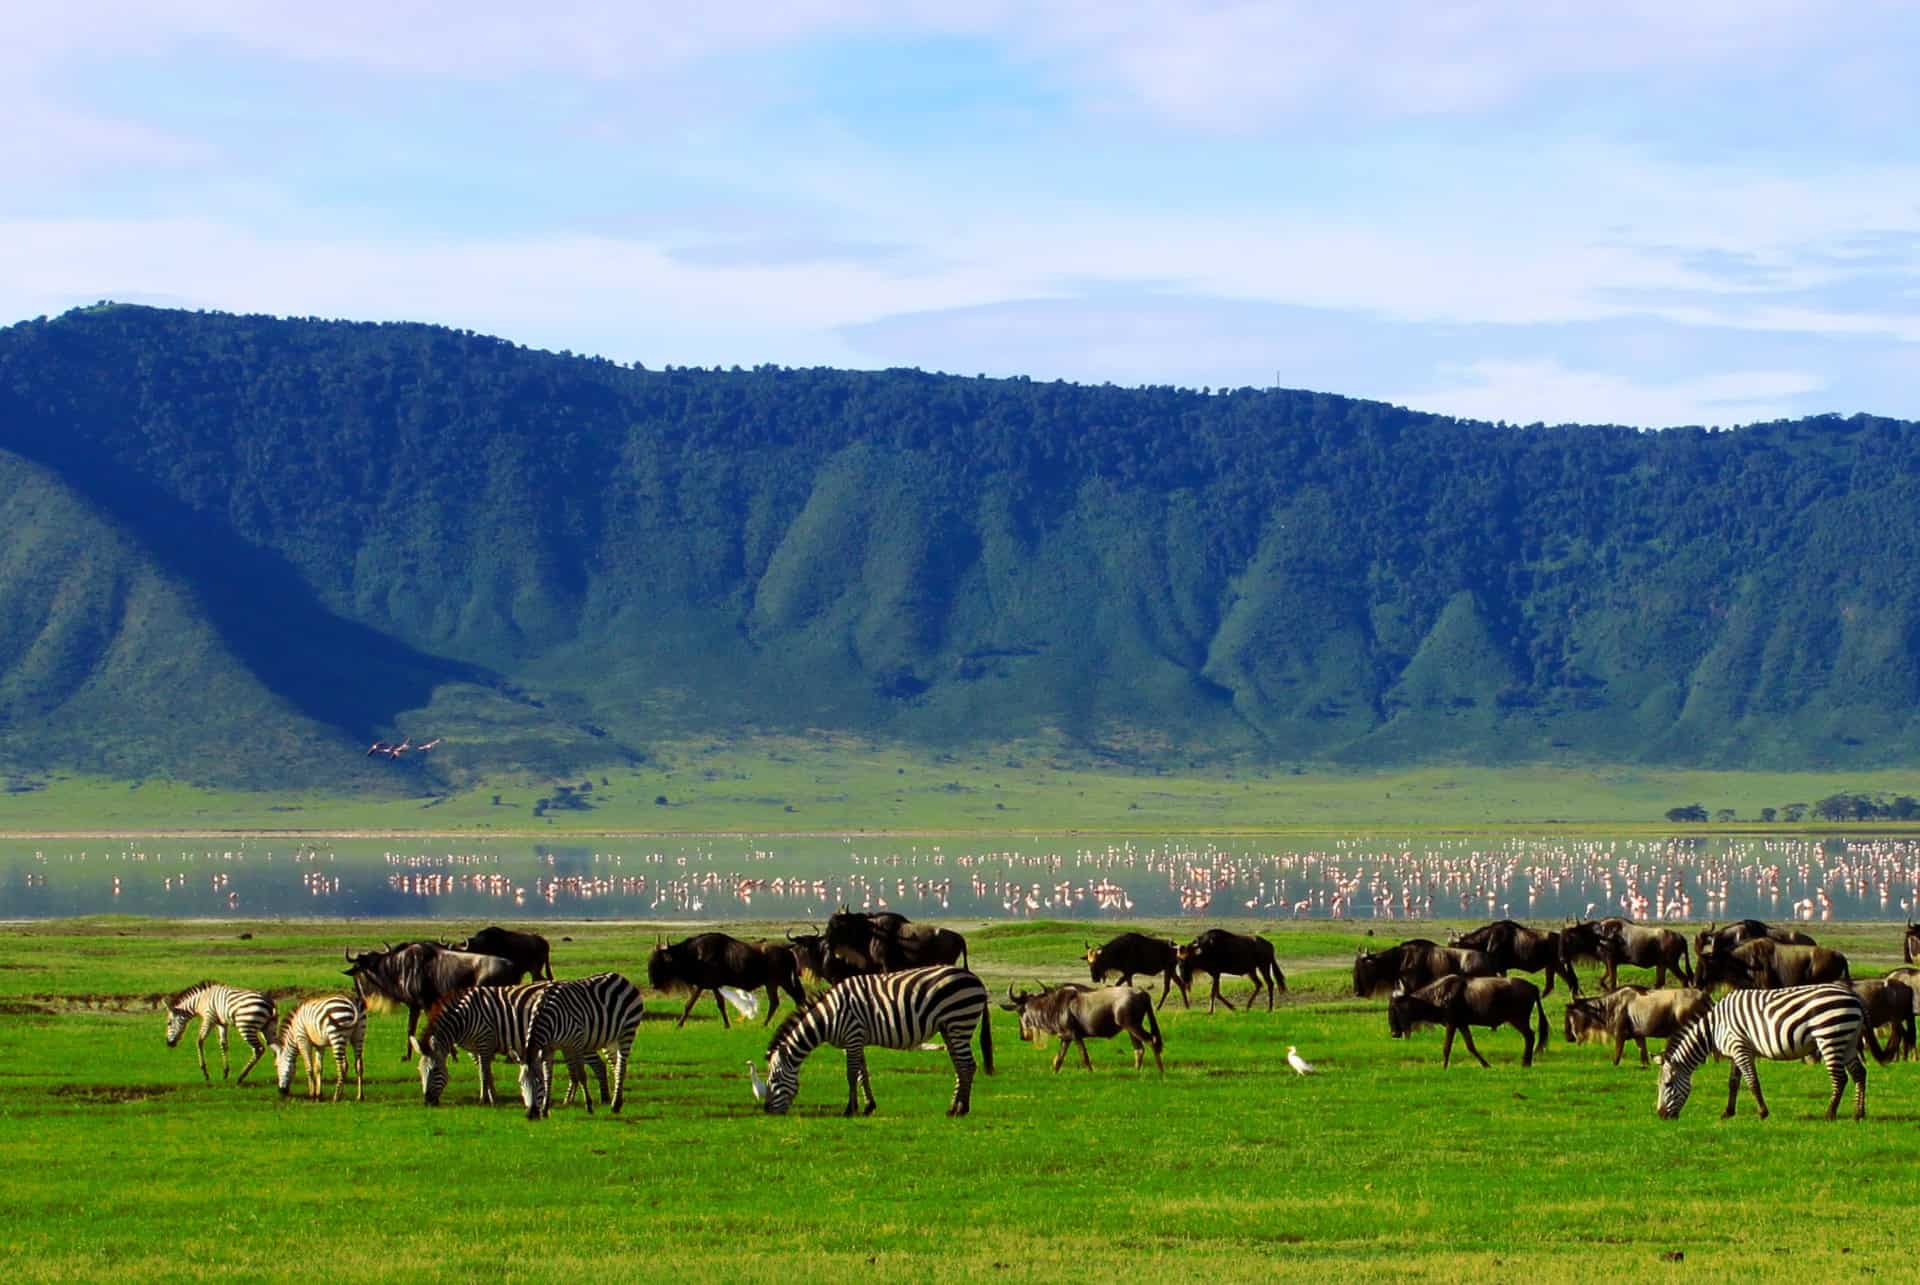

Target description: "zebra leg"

left=1736, top=1051, right=1768, bottom=1119
left=843, top=1044, right=868, bottom=1117
left=1849, top=1052, right=1868, bottom=1121
left=1822, top=1052, right=1847, bottom=1121
left=217, top=1023, right=231, bottom=1079
left=331, top=1037, right=349, bottom=1103
left=1723, top=1063, right=1741, bottom=1118
left=945, top=1026, right=977, bottom=1117
left=609, top=1042, right=631, bottom=1115
left=564, top=1053, right=594, bottom=1114
left=353, top=1033, right=365, bottom=1102
left=195, top=1018, right=213, bottom=1081
left=235, top=1030, right=269, bottom=1084
left=478, top=1053, right=495, bottom=1105
left=591, top=1052, right=610, bottom=1106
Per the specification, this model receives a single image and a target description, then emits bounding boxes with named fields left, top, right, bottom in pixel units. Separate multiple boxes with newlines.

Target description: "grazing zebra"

left=415, top=982, right=607, bottom=1108
left=164, top=981, right=277, bottom=1084
left=1655, top=983, right=1869, bottom=1121
left=274, top=994, right=368, bottom=1102
left=518, top=972, right=645, bottom=1120
left=758, top=964, right=993, bottom=1117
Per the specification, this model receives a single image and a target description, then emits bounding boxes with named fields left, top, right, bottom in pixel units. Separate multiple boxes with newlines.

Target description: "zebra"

left=274, top=994, right=368, bottom=1102
left=1655, top=983, right=1870, bottom=1121
left=415, top=982, right=607, bottom=1108
left=164, top=981, right=278, bottom=1084
left=758, top=964, right=993, bottom=1117
left=517, top=972, right=645, bottom=1120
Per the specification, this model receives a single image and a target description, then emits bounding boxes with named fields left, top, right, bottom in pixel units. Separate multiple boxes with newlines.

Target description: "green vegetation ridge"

left=4, top=304, right=1919, bottom=798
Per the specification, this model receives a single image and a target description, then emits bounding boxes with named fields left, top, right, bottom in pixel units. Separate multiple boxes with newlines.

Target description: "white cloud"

left=1391, top=360, right=1826, bottom=428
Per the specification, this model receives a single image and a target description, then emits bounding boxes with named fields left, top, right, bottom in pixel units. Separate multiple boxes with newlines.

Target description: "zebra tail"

left=1864, top=1022, right=1894, bottom=1066
left=978, top=1007, right=995, bottom=1075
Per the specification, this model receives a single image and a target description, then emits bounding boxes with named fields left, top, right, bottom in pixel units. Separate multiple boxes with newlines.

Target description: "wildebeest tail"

left=1534, top=993, right=1550, bottom=1053
left=978, top=1004, right=994, bottom=1075
left=1864, top=1021, right=1894, bottom=1066
left=1143, top=996, right=1163, bottom=1054
left=1678, top=941, right=1694, bottom=986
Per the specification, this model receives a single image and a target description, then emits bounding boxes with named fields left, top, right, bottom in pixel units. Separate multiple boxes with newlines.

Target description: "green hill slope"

left=1, top=303, right=1918, bottom=790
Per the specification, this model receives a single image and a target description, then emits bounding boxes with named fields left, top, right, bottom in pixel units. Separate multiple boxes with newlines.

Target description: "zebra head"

left=164, top=1008, right=192, bottom=1047
left=518, top=1060, right=546, bottom=1118
left=1654, top=1053, right=1693, bottom=1120
left=762, top=1046, right=799, bottom=1115
left=416, top=1037, right=451, bottom=1106
left=274, top=1039, right=301, bottom=1096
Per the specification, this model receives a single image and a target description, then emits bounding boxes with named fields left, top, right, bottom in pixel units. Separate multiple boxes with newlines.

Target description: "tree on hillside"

left=1665, top=804, right=1709, bottom=823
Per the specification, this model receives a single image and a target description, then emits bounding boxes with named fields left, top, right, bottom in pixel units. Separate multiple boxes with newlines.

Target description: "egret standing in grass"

left=1286, top=1046, right=1317, bottom=1076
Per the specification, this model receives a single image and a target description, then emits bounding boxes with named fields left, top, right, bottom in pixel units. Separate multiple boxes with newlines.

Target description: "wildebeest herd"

left=160, top=911, right=1920, bottom=1122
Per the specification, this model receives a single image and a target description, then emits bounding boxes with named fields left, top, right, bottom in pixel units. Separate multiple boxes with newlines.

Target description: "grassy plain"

left=2, top=917, right=1917, bottom=1282
left=5, top=742, right=1920, bottom=834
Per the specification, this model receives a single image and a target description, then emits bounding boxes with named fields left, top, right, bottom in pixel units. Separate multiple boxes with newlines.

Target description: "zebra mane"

left=418, top=986, right=473, bottom=1044
left=767, top=1007, right=811, bottom=1058
left=166, top=980, right=216, bottom=1008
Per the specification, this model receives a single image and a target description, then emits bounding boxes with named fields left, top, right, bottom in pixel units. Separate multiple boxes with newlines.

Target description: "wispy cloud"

left=4, top=4, right=1920, bottom=426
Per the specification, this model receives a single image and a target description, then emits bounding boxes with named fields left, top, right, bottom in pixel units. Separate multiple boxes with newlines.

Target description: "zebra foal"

left=1656, top=983, right=1869, bottom=1121
left=275, top=994, right=367, bottom=1102
left=518, top=972, right=645, bottom=1120
left=164, top=981, right=277, bottom=1084
left=757, top=964, right=993, bottom=1117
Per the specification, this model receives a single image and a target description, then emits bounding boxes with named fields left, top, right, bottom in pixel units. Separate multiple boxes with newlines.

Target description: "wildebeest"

left=1563, top=985, right=1711, bottom=1066
left=453, top=926, right=554, bottom=981
left=1696, top=938, right=1850, bottom=991
left=343, top=942, right=525, bottom=1061
left=1000, top=982, right=1164, bottom=1072
left=1559, top=919, right=1692, bottom=990
left=1450, top=920, right=1579, bottom=996
left=1906, top=922, right=1920, bottom=965
left=1851, top=977, right=1916, bottom=1062
left=1388, top=975, right=1549, bottom=1068
left=647, top=932, right=806, bottom=1028
left=1693, top=919, right=1814, bottom=960
left=1353, top=939, right=1498, bottom=999
left=825, top=909, right=969, bottom=972
left=1083, top=933, right=1189, bottom=1009
left=783, top=929, right=864, bottom=987
left=1175, top=930, right=1286, bottom=1013
left=1883, top=967, right=1920, bottom=1060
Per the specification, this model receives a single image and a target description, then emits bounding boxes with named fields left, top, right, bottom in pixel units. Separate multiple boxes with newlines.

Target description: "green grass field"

left=2, top=917, right=1917, bottom=1281
left=5, top=743, right=1919, bottom=833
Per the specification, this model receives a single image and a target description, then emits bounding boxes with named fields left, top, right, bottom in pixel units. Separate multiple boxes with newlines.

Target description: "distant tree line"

left=1666, top=793, right=1920, bottom=824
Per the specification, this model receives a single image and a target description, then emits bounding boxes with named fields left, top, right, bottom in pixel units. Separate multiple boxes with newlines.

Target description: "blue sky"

left=6, top=2, right=1919, bottom=427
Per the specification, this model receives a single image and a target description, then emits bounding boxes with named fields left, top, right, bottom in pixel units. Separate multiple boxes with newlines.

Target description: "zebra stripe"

left=415, top=982, right=606, bottom=1108
left=164, top=981, right=277, bottom=1084
left=274, top=995, right=368, bottom=1102
left=519, top=973, right=645, bottom=1119
left=1657, top=983, right=1868, bottom=1121
left=762, top=964, right=993, bottom=1117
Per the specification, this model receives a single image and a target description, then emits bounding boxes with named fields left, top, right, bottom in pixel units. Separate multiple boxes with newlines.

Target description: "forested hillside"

left=1, top=304, right=1916, bottom=790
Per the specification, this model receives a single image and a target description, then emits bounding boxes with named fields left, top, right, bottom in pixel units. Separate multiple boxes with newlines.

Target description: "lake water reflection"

left=3, top=833, right=1918, bottom=923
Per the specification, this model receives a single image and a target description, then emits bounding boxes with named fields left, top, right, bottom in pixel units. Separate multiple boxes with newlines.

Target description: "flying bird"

left=746, top=1059, right=767, bottom=1103
left=366, top=741, right=395, bottom=757
left=1286, top=1046, right=1317, bottom=1076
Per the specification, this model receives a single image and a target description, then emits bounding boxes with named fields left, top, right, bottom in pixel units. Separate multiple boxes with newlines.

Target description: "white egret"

left=1286, top=1046, right=1317, bottom=1076
left=746, top=1059, right=767, bottom=1103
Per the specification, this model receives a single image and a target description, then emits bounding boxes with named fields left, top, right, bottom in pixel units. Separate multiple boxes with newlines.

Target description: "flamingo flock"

left=9, top=834, right=1920, bottom=923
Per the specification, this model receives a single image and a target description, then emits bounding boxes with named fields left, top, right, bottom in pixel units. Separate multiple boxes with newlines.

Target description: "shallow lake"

left=3, top=833, right=1916, bottom=923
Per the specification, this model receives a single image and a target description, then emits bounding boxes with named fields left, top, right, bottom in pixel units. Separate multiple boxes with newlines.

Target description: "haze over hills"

left=1, top=304, right=1916, bottom=793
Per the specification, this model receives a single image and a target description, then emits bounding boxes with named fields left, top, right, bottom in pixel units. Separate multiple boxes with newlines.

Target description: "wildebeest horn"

left=382, top=941, right=393, bottom=953
left=787, top=929, right=800, bottom=943
left=343, top=947, right=355, bottom=963
left=1007, top=981, right=1018, bottom=1002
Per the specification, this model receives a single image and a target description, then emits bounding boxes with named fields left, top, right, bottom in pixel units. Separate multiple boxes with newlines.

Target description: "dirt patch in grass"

left=48, top=1084, right=176, bottom=1104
